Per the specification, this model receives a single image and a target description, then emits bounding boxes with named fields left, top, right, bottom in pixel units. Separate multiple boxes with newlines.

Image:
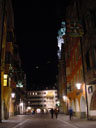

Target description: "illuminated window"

left=3, top=74, right=8, bottom=86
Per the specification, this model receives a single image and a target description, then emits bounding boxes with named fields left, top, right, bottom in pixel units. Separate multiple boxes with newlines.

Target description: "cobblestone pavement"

left=0, top=115, right=28, bottom=128
left=0, top=114, right=96, bottom=128
left=58, top=114, right=96, bottom=128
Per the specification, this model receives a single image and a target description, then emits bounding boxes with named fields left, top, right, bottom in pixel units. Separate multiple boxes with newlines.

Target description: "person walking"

left=54, top=108, right=59, bottom=118
left=69, top=107, right=73, bottom=120
left=50, top=108, right=54, bottom=119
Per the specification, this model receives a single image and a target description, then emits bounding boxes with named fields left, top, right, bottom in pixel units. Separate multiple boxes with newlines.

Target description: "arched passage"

left=75, top=98, right=80, bottom=117
left=80, top=96, right=86, bottom=112
left=72, top=100, right=75, bottom=112
left=75, top=99, right=79, bottom=112
left=80, top=96, right=86, bottom=118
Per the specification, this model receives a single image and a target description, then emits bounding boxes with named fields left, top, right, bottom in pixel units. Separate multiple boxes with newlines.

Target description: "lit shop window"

left=3, top=74, right=8, bottom=86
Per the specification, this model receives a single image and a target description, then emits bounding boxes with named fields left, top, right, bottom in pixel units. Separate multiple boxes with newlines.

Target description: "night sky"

left=12, top=0, right=70, bottom=90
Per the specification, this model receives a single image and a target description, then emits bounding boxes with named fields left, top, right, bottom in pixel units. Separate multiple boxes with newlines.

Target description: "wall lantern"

left=63, top=95, right=67, bottom=102
left=3, top=74, right=8, bottom=86
left=11, top=93, right=15, bottom=98
left=56, top=100, right=60, bottom=107
left=20, top=102, right=23, bottom=107
left=76, top=83, right=81, bottom=89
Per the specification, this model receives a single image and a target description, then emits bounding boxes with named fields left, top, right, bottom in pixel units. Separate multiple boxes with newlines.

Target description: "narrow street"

left=1, top=114, right=96, bottom=128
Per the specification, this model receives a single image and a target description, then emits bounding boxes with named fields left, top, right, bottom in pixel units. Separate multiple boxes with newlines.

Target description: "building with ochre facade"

left=0, top=0, right=26, bottom=120
left=57, top=0, right=96, bottom=120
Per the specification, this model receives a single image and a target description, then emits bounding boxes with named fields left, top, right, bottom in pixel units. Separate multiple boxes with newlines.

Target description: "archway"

left=75, top=99, right=80, bottom=117
left=72, top=100, right=75, bottom=112
left=75, top=99, right=79, bottom=112
left=80, top=96, right=86, bottom=118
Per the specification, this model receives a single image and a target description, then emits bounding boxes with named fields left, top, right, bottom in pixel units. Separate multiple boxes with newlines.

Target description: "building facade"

left=26, top=90, right=58, bottom=113
left=57, top=0, right=96, bottom=120
left=0, top=0, right=26, bottom=120
left=79, top=0, right=96, bottom=120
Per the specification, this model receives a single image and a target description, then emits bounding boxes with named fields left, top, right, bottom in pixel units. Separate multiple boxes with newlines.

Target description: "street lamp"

left=11, top=93, right=15, bottom=98
left=76, top=83, right=81, bottom=90
left=63, top=95, right=67, bottom=102
left=56, top=100, right=60, bottom=107
left=3, top=74, right=8, bottom=86
left=11, top=92, right=16, bottom=103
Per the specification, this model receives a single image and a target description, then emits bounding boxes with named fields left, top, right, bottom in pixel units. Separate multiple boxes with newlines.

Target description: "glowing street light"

left=63, top=95, right=67, bottom=102
left=56, top=100, right=60, bottom=107
left=76, top=83, right=81, bottom=89
left=3, top=74, right=8, bottom=86
left=19, top=102, right=23, bottom=106
left=11, top=93, right=15, bottom=98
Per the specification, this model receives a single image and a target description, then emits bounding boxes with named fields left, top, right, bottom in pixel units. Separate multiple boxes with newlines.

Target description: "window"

left=90, top=10, right=96, bottom=28
left=92, top=47, right=96, bottom=67
left=88, top=86, right=93, bottom=93
left=82, top=19, right=86, bottom=35
left=35, top=92, right=37, bottom=95
left=5, top=52, right=12, bottom=64
left=3, top=74, right=8, bottom=86
left=7, top=31, right=13, bottom=42
left=85, top=50, right=91, bottom=70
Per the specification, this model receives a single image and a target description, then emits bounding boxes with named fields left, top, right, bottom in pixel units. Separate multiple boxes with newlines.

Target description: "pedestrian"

left=50, top=108, right=54, bottom=119
left=69, top=107, right=73, bottom=120
left=54, top=108, right=59, bottom=118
